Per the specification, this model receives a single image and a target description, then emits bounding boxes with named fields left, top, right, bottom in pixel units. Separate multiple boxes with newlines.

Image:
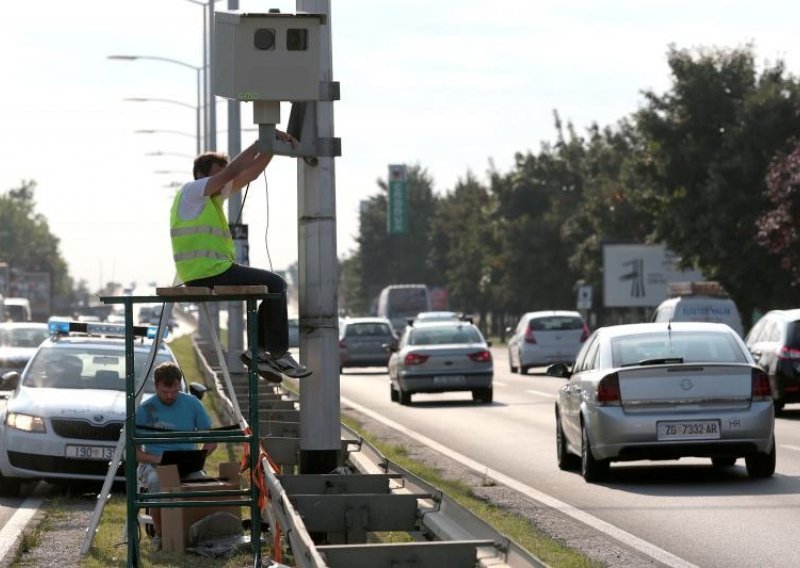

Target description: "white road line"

left=525, top=389, right=557, bottom=399
left=780, top=444, right=800, bottom=452
left=342, top=396, right=699, bottom=568
left=0, top=497, right=42, bottom=562
left=492, top=381, right=507, bottom=387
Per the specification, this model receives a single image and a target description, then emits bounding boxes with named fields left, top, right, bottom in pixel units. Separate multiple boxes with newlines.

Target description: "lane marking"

left=780, top=444, right=800, bottom=452
left=342, top=396, right=699, bottom=568
left=492, top=381, right=507, bottom=387
left=0, top=497, right=42, bottom=562
left=525, top=389, right=557, bottom=399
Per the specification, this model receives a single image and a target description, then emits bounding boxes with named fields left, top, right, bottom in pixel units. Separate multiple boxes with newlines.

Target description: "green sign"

left=388, top=164, right=408, bottom=234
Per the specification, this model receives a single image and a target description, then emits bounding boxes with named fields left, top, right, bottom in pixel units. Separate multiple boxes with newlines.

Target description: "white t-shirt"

left=177, top=178, right=234, bottom=221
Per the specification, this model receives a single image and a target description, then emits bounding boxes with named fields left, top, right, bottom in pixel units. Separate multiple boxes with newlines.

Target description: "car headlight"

left=6, top=412, right=46, bottom=433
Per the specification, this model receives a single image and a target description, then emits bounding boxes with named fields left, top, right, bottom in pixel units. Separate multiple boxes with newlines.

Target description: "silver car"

left=507, top=310, right=589, bottom=374
left=549, top=322, right=775, bottom=482
left=388, top=320, right=493, bottom=405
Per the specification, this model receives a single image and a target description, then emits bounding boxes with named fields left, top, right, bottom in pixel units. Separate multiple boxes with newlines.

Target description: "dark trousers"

left=187, top=263, right=289, bottom=356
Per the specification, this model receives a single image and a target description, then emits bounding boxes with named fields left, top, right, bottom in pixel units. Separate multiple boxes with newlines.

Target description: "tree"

left=756, top=139, right=800, bottom=287
left=632, top=45, right=800, bottom=323
left=0, top=180, right=71, bottom=298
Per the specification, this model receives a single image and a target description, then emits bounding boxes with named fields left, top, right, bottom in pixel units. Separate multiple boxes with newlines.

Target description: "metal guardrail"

left=194, top=340, right=548, bottom=568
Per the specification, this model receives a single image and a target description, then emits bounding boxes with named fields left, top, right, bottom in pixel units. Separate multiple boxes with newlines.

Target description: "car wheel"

left=520, top=365, right=530, bottom=375
left=509, top=351, right=518, bottom=373
left=745, top=442, right=776, bottom=479
left=711, top=457, right=737, bottom=468
left=556, top=412, right=579, bottom=471
left=390, top=384, right=399, bottom=402
left=472, top=388, right=493, bottom=404
left=399, top=388, right=412, bottom=406
left=581, top=424, right=609, bottom=482
left=774, top=400, right=785, bottom=413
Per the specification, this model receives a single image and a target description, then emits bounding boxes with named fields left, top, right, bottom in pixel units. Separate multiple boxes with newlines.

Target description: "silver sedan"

left=548, top=322, right=775, bottom=482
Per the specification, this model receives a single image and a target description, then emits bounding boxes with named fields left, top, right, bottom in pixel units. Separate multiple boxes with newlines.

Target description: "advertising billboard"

left=603, top=245, right=703, bottom=307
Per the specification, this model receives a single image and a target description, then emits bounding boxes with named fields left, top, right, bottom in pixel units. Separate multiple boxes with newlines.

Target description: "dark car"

left=745, top=309, right=800, bottom=412
left=338, top=317, right=397, bottom=372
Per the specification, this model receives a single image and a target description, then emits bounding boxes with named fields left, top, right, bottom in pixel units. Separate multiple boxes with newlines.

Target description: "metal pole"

left=297, top=0, right=341, bottom=474
left=207, top=0, right=216, bottom=151
left=202, top=7, right=209, bottom=150
left=196, top=68, right=202, bottom=155
left=226, top=0, right=244, bottom=371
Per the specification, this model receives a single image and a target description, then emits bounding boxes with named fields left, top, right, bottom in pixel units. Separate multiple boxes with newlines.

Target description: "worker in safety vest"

left=170, top=135, right=311, bottom=381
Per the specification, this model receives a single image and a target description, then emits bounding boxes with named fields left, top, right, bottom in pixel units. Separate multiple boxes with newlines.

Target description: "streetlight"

left=124, top=97, right=199, bottom=154
left=108, top=55, right=203, bottom=152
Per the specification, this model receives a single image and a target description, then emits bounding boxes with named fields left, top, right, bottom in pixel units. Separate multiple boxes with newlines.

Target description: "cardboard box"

left=158, top=462, right=242, bottom=554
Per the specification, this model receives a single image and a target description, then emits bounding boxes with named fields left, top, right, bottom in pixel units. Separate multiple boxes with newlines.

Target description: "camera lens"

left=286, top=28, right=308, bottom=51
left=254, top=28, right=276, bottom=50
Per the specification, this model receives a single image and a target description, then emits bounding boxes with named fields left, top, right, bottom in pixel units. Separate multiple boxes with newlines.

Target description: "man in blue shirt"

left=135, top=361, right=216, bottom=551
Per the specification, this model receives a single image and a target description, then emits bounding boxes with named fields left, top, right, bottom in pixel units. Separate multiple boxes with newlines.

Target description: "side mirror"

left=1, top=371, right=20, bottom=391
left=486, top=340, right=493, bottom=348
left=505, top=326, right=513, bottom=336
left=546, top=363, right=571, bottom=379
left=189, top=382, right=208, bottom=400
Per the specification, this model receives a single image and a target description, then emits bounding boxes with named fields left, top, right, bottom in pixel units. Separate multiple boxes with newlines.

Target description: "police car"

left=0, top=319, right=184, bottom=496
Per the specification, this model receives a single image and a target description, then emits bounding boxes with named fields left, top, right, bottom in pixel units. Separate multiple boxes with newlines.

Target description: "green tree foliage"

left=428, top=173, right=497, bottom=319
left=356, top=165, right=439, bottom=311
left=633, top=45, right=800, bottom=321
left=757, top=139, right=800, bottom=287
left=0, top=180, right=71, bottom=296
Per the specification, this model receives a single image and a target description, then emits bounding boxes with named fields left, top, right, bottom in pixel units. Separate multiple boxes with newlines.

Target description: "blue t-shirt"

left=135, top=392, right=212, bottom=454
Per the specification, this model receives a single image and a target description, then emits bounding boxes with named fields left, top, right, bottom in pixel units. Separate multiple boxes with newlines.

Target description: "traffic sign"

left=387, top=164, right=408, bottom=234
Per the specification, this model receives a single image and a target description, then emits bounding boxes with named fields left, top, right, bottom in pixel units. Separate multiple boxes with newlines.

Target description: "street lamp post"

left=124, top=97, right=200, bottom=154
left=108, top=55, right=203, bottom=153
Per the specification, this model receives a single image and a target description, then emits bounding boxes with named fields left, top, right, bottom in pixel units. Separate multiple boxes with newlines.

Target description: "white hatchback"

left=507, top=311, right=589, bottom=374
left=0, top=321, right=178, bottom=496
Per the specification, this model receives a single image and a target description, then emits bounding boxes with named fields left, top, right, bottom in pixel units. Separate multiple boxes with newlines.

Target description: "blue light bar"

left=47, top=319, right=167, bottom=340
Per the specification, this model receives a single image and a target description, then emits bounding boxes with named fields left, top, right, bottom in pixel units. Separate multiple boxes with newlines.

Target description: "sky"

left=2, top=0, right=799, bottom=290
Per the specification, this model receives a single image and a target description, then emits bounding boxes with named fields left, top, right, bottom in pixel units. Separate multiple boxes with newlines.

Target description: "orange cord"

left=239, top=427, right=283, bottom=561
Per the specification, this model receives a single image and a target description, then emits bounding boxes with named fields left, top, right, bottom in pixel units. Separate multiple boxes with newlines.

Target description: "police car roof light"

left=47, top=319, right=165, bottom=339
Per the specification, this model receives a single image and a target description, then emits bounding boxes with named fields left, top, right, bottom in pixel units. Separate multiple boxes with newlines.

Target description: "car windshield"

left=529, top=316, right=583, bottom=331
left=611, top=331, right=747, bottom=367
left=409, top=326, right=483, bottom=345
left=0, top=327, right=49, bottom=348
left=23, top=346, right=172, bottom=391
left=346, top=323, right=394, bottom=337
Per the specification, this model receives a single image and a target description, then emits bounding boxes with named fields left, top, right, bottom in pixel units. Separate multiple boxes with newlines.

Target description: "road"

left=340, top=345, right=800, bottom=568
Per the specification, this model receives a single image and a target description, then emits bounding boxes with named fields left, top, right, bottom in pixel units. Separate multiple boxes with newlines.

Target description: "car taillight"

left=751, top=369, right=771, bottom=401
left=580, top=323, right=590, bottom=343
left=404, top=352, right=429, bottom=366
left=524, top=327, right=537, bottom=344
left=468, top=350, right=492, bottom=363
left=778, top=345, right=800, bottom=360
left=597, top=373, right=621, bottom=405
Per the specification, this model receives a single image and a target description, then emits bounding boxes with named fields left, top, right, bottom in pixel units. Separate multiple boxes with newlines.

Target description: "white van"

left=3, top=297, right=31, bottom=322
left=652, top=281, right=743, bottom=336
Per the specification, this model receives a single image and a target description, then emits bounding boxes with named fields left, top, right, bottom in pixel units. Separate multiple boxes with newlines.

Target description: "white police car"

left=0, top=320, right=182, bottom=496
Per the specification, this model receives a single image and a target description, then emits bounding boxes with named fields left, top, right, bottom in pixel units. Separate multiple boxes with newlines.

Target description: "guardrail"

left=193, top=338, right=548, bottom=568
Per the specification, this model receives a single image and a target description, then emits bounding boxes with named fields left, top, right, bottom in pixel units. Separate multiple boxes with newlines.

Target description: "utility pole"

left=297, top=0, right=341, bottom=474
left=226, top=0, right=244, bottom=371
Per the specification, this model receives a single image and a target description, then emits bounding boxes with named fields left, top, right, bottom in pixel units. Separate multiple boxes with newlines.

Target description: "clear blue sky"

left=1, top=0, right=797, bottom=289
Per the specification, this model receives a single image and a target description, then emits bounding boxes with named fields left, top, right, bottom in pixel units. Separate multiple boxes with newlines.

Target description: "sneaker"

left=265, top=352, right=312, bottom=378
left=150, top=536, right=162, bottom=552
left=240, top=352, right=284, bottom=384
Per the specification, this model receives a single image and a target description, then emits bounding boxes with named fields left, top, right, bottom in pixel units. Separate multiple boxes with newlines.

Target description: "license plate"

left=657, top=420, right=721, bottom=441
left=433, top=375, right=465, bottom=386
left=65, top=445, right=114, bottom=460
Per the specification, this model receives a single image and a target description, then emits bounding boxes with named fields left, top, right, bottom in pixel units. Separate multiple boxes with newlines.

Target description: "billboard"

left=603, top=245, right=703, bottom=307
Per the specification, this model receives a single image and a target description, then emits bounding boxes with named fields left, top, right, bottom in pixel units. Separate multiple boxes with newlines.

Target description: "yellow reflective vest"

left=170, top=187, right=234, bottom=283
